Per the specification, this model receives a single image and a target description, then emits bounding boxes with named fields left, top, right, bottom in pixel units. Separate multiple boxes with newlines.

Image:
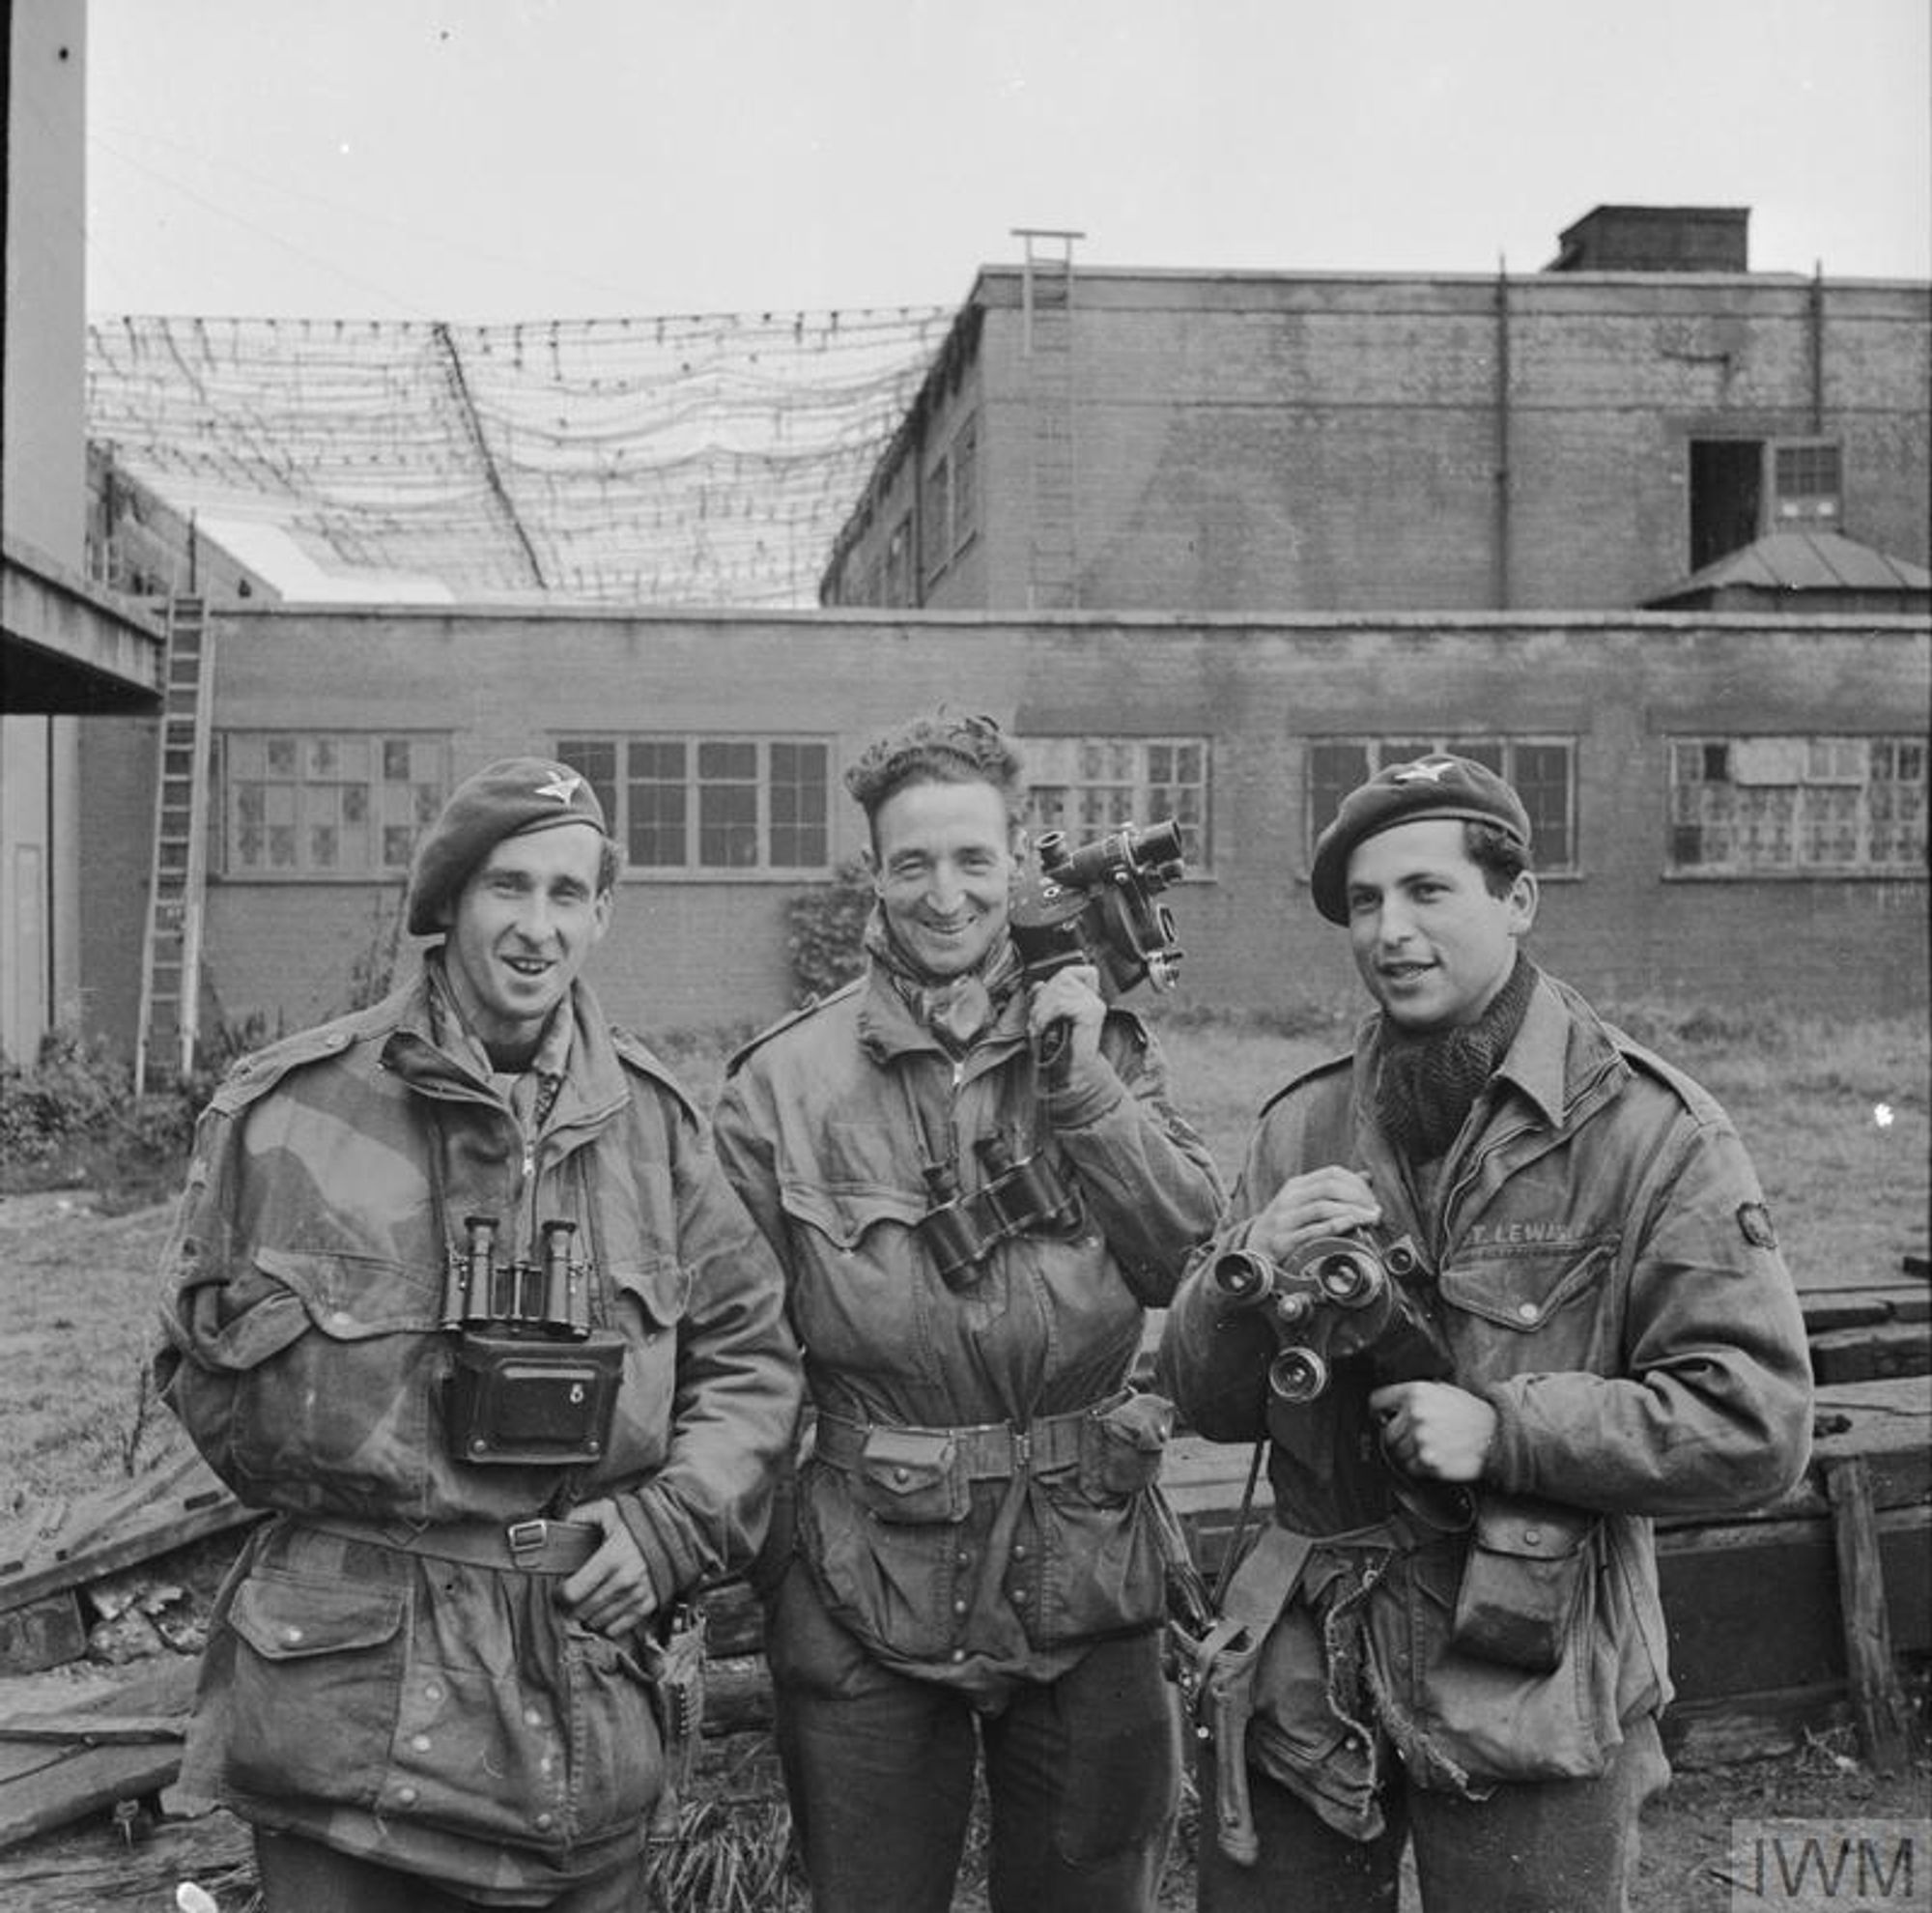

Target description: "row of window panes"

left=226, top=734, right=435, bottom=784
left=223, top=734, right=446, bottom=874
left=1666, top=736, right=1926, bottom=871
left=1024, top=738, right=1209, bottom=854
left=558, top=737, right=831, bottom=871
left=213, top=729, right=1927, bottom=880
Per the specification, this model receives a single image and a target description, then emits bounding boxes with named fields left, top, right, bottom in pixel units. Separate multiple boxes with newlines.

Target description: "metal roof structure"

left=1650, top=528, right=1932, bottom=605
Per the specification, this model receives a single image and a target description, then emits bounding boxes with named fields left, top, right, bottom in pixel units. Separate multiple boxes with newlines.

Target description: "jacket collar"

left=378, top=956, right=631, bottom=1131
left=1352, top=970, right=1629, bottom=1147
left=854, top=957, right=1031, bottom=1071
left=1492, top=972, right=1629, bottom=1131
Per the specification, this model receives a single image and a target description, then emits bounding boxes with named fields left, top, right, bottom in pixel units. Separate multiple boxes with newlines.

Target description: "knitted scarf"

left=1372, top=953, right=1538, bottom=1163
left=862, top=906, right=1024, bottom=1054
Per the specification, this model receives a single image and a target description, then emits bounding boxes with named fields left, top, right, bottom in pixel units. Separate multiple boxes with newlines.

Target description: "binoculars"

left=440, top=1214, right=590, bottom=1335
left=1209, top=1232, right=1450, bottom=1404
left=440, top=1214, right=624, bottom=1466
left=917, top=1134, right=1082, bottom=1293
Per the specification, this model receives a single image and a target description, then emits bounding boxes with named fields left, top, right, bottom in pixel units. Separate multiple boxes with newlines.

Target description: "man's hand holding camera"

left=1026, top=961, right=1107, bottom=1076
left=1248, top=1164, right=1383, bottom=1264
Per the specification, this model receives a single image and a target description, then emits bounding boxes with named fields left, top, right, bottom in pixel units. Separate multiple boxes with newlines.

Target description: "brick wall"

left=826, top=270, right=1932, bottom=616
left=77, top=609, right=1928, bottom=1056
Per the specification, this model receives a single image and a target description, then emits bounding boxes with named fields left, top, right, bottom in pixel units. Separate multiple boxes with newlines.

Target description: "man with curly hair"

left=714, top=711, right=1226, bottom=1912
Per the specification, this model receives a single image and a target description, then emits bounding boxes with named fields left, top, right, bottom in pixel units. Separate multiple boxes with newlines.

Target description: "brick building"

left=76, top=605, right=1928, bottom=1051
left=818, top=210, right=1931, bottom=615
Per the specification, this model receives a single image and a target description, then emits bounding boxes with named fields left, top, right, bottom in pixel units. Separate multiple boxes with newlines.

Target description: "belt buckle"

left=1009, top=1428, right=1032, bottom=1475
left=506, top=1518, right=551, bottom=1562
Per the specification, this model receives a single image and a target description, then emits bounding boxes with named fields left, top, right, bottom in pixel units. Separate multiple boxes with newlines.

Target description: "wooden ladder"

left=1013, top=227, right=1084, bottom=611
left=134, top=597, right=213, bottom=1096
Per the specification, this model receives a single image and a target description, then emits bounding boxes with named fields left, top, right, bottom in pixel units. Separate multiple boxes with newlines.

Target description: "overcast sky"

left=85, top=0, right=1931, bottom=326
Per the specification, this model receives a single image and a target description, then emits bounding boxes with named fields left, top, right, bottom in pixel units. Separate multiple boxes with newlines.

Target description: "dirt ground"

left=1, top=1735, right=1927, bottom=1912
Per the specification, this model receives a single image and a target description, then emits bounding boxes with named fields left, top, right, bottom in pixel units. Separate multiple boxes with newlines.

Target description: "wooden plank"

left=0, top=1655, right=199, bottom=1849
left=1658, top=1502, right=1929, bottom=1706
left=1810, top=1322, right=1932, bottom=1385
left=0, top=1743, right=185, bottom=1851
left=1801, top=1285, right=1930, bottom=1332
left=1825, top=1455, right=1914, bottom=1774
left=0, top=1718, right=185, bottom=1747
left=0, top=1806, right=255, bottom=1913
left=0, top=1450, right=260, bottom=1618
left=1662, top=1684, right=1854, bottom=1770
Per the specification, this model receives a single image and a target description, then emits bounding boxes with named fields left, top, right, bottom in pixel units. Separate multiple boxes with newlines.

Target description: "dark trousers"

left=770, top=1569, right=1179, bottom=1913
left=253, top=1827, right=650, bottom=1913
left=1195, top=1716, right=1668, bottom=1913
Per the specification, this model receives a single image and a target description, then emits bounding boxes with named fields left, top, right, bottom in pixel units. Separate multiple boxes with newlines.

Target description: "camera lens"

left=1268, top=1346, right=1330, bottom=1404
left=1314, top=1246, right=1380, bottom=1307
left=1210, top=1249, right=1272, bottom=1303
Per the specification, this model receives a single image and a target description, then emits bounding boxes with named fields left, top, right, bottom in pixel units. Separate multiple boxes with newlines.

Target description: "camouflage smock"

left=155, top=960, right=800, bottom=1902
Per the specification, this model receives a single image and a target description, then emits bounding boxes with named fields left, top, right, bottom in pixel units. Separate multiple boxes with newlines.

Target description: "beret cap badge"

left=405, top=757, right=609, bottom=935
left=1310, top=754, right=1533, bottom=925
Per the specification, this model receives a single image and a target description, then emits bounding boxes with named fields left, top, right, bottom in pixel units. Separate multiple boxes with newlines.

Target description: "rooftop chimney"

left=1545, top=206, right=1749, bottom=273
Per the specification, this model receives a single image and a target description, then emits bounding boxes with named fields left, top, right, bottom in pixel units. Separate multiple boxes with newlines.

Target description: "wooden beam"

left=1824, top=1455, right=1914, bottom=1774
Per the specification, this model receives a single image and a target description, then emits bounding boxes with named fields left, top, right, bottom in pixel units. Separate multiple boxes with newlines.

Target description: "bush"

left=0, top=1026, right=201, bottom=1204
left=783, top=857, right=874, bottom=1007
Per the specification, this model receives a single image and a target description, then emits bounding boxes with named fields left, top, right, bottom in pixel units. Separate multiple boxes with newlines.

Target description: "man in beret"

left=1158, top=754, right=1811, bottom=1912
left=157, top=757, right=801, bottom=1911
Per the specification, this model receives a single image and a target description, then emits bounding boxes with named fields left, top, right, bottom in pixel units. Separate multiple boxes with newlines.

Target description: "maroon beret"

left=406, top=757, right=610, bottom=934
left=1310, top=755, right=1532, bottom=925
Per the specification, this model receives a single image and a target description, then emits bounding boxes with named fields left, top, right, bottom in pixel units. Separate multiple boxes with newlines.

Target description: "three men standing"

left=157, top=737, right=1815, bottom=1913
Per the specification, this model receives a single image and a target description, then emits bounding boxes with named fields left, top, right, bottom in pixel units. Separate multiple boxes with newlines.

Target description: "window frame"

left=1017, top=734, right=1214, bottom=874
left=555, top=733, right=837, bottom=879
left=1665, top=732, right=1926, bottom=878
left=923, top=412, right=980, bottom=587
left=216, top=729, right=449, bottom=880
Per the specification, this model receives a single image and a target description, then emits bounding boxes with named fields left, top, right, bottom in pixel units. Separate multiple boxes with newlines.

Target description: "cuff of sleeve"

left=1044, top=1055, right=1126, bottom=1129
left=1478, top=1383, right=1528, bottom=1491
left=613, top=1489, right=692, bottom=1607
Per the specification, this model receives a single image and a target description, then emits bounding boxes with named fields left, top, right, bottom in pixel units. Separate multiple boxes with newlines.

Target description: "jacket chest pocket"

left=213, top=1247, right=440, bottom=1512
left=1436, top=1239, right=1620, bottom=1385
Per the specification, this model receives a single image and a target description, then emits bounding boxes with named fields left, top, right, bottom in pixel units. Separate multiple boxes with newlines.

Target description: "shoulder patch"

left=1736, top=1201, right=1778, bottom=1250
left=724, top=980, right=864, bottom=1076
left=1257, top=1048, right=1353, bottom=1122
